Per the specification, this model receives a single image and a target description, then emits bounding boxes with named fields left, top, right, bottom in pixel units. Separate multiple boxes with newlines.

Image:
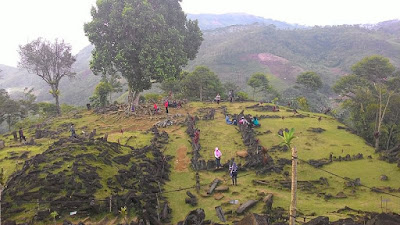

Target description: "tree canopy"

left=247, top=72, right=269, bottom=99
left=296, top=71, right=322, bottom=91
left=18, top=38, right=76, bottom=115
left=351, top=55, right=395, bottom=82
left=334, top=55, right=400, bottom=152
left=182, top=66, right=223, bottom=101
left=84, top=0, right=203, bottom=106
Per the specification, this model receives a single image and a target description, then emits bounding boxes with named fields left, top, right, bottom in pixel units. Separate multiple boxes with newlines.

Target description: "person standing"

left=215, top=93, right=221, bottom=104
left=18, top=128, right=26, bottom=142
left=229, top=158, right=238, bottom=185
left=194, top=129, right=200, bottom=144
left=229, top=90, right=234, bottom=103
left=70, top=124, right=77, bottom=138
left=164, top=100, right=169, bottom=114
left=153, top=103, right=158, bottom=114
left=214, top=147, right=222, bottom=169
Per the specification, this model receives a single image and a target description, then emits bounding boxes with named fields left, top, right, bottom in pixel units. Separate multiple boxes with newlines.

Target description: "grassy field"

left=1, top=101, right=400, bottom=224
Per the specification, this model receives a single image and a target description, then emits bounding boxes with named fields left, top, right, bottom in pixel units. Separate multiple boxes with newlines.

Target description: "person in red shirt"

left=153, top=103, right=158, bottom=114
left=194, top=129, right=200, bottom=144
left=164, top=100, right=169, bottom=114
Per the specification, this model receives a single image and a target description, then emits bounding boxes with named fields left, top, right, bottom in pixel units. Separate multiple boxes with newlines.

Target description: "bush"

left=61, top=104, right=80, bottom=114
left=236, top=91, right=249, bottom=101
left=144, top=93, right=162, bottom=103
left=37, top=102, right=58, bottom=117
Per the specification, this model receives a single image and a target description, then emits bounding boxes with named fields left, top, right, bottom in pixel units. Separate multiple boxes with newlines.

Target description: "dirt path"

left=175, top=145, right=190, bottom=171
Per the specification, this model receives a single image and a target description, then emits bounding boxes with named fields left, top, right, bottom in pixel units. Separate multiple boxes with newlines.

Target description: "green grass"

left=2, top=102, right=400, bottom=224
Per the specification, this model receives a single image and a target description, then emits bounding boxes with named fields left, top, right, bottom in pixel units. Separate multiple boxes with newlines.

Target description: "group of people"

left=153, top=99, right=184, bottom=114
left=225, top=115, right=260, bottom=127
left=214, top=90, right=235, bottom=104
left=214, top=147, right=238, bottom=186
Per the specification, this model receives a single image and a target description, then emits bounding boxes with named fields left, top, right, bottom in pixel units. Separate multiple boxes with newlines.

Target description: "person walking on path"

left=214, top=147, right=222, bottom=169
left=229, top=158, right=238, bottom=185
left=70, top=124, right=77, bottom=138
left=164, top=100, right=169, bottom=114
left=215, top=93, right=221, bottom=104
left=18, top=128, right=26, bottom=142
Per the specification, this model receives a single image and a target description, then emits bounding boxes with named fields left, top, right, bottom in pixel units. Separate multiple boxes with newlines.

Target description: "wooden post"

left=0, top=185, right=3, bottom=225
left=0, top=167, right=3, bottom=225
left=156, top=193, right=160, bottom=222
left=289, top=147, right=298, bottom=225
left=109, top=196, right=112, bottom=213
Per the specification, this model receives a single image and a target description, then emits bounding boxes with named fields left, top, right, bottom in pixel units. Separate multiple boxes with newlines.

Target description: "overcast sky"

left=0, top=0, right=399, bottom=67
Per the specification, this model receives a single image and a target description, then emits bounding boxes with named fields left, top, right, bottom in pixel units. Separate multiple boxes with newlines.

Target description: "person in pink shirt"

left=164, top=100, right=169, bottom=114
left=214, top=147, right=222, bottom=169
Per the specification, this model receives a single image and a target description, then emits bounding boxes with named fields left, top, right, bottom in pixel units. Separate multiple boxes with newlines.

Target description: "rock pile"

left=2, top=127, right=172, bottom=224
left=234, top=111, right=281, bottom=174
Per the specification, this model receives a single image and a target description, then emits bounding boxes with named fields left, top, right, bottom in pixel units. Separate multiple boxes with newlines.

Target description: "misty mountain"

left=0, top=45, right=101, bottom=105
left=1, top=15, right=400, bottom=106
left=187, top=13, right=305, bottom=30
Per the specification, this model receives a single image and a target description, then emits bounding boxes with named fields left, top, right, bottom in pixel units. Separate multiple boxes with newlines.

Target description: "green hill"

left=187, top=24, right=400, bottom=91
left=1, top=102, right=400, bottom=224
left=1, top=19, right=400, bottom=105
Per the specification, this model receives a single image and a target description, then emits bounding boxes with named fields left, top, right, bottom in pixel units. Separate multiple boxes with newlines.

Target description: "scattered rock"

left=215, top=186, right=229, bottom=192
left=304, top=216, right=329, bottom=225
left=366, top=213, right=400, bottom=225
left=214, top=193, right=224, bottom=200
left=263, top=194, right=273, bottom=212
left=236, top=200, right=258, bottom=214
left=207, top=178, right=221, bottom=195
left=215, top=206, right=226, bottom=222
left=335, top=192, right=347, bottom=199
left=380, top=175, right=388, bottom=181
left=236, top=151, right=249, bottom=158
left=0, top=140, right=5, bottom=149
left=235, top=213, right=269, bottom=225
left=178, top=208, right=205, bottom=225
left=307, top=127, right=326, bottom=133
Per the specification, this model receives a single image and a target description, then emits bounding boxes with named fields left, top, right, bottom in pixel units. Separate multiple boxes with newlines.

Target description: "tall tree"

left=182, top=66, right=223, bottom=101
left=84, top=0, right=203, bottom=110
left=0, top=90, right=22, bottom=131
left=296, top=71, right=322, bottom=91
left=247, top=72, right=269, bottom=100
left=334, top=55, right=398, bottom=152
left=90, top=81, right=113, bottom=107
left=18, top=38, right=76, bottom=115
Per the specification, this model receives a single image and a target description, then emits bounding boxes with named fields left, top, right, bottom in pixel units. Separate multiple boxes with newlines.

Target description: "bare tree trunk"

left=386, top=125, right=394, bottom=150
left=199, top=86, right=203, bottom=102
left=289, top=147, right=297, bottom=225
left=127, top=88, right=140, bottom=114
left=55, top=94, right=61, bottom=115
left=0, top=187, right=2, bottom=225
left=375, top=88, right=392, bottom=152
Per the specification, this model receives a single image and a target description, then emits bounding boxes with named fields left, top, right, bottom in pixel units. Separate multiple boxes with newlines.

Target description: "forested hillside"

left=187, top=13, right=304, bottom=30
left=1, top=18, right=400, bottom=106
left=187, top=24, right=400, bottom=90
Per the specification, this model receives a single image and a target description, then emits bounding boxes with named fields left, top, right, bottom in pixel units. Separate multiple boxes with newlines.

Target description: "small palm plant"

left=279, top=128, right=295, bottom=149
left=119, top=206, right=128, bottom=225
left=279, top=128, right=297, bottom=225
left=50, top=211, right=58, bottom=225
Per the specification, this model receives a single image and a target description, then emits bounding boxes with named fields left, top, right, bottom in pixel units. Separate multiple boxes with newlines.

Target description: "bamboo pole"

left=289, top=147, right=298, bottom=225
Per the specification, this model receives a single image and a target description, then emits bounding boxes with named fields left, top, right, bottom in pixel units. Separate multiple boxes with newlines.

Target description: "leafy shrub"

left=37, top=102, right=58, bottom=117
left=144, top=93, right=162, bottom=103
left=236, top=91, right=249, bottom=101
